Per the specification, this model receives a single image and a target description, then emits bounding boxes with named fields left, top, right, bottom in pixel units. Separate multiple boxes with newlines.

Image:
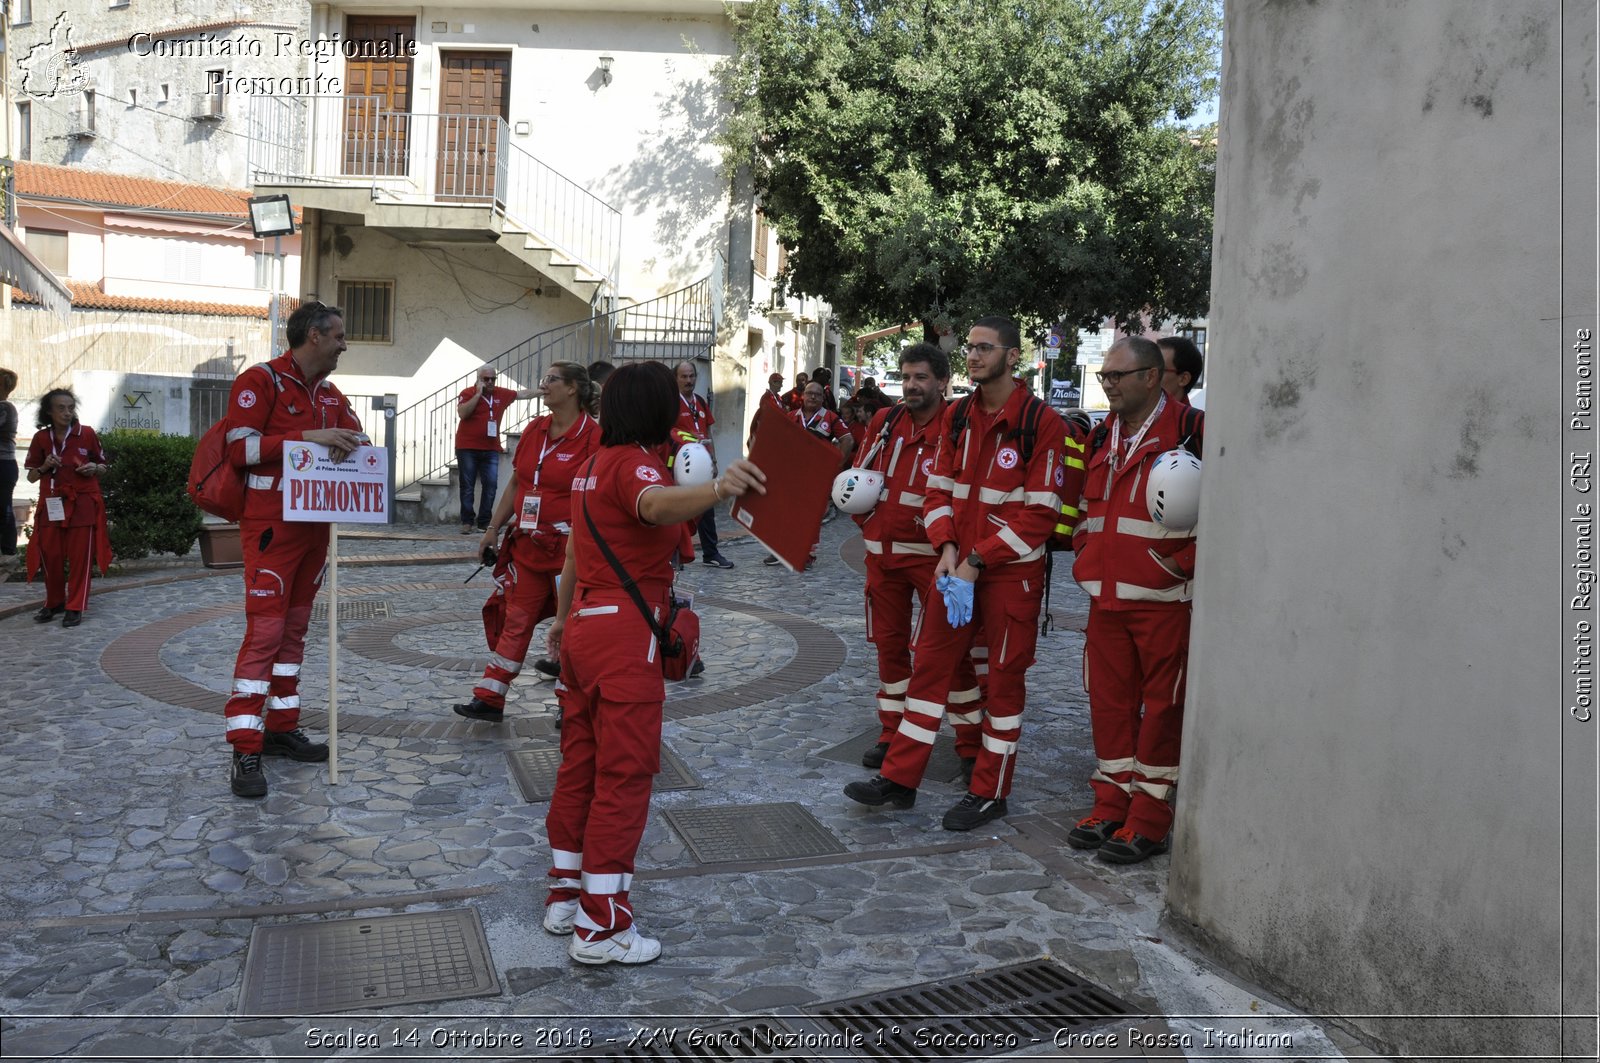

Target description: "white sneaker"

left=542, top=900, right=578, bottom=935
left=567, top=926, right=661, bottom=966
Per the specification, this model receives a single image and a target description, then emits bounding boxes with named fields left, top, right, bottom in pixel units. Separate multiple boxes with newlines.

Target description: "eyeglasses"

left=1095, top=368, right=1155, bottom=385
left=961, top=343, right=1014, bottom=356
left=541, top=373, right=567, bottom=385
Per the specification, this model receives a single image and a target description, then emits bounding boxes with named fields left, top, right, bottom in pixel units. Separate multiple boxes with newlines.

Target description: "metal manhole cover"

left=662, top=802, right=846, bottom=864
left=818, top=728, right=966, bottom=783
left=507, top=742, right=701, bottom=803
left=238, top=909, right=499, bottom=1015
left=594, top=1018, right=820, bottom=1061
left=807, top=959, right=1140, bottom=1061
left=309, top=599, right=392, bottom=622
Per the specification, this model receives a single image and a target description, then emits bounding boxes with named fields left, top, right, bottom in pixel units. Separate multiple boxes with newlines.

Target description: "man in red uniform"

left=221, top=302, right=366, bottom=798
left=456, top=367, right=540, bottom=534
left=674, top=361, right=734, bottom=569
left=846, top=316, right=1079, bottom=831
left=852, top=344, right=983, bottom=773
left=780, top=372, right=809, bottom=411
left=1068, top=336, right=1202, bottom=863
left=791, top=382, right=855, bottom=460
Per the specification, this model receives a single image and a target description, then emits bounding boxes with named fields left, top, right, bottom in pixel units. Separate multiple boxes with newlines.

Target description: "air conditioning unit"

left=192, top=95, right=225, bottom=122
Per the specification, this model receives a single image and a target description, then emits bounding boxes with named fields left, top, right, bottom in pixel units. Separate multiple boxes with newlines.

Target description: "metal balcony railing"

left=246, top=95, right=621, bottom=302
left=389, top=276, right=718, bottom=495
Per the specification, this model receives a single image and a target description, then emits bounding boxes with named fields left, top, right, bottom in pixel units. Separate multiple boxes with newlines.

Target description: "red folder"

left=731, top=405, right=846, bottom=571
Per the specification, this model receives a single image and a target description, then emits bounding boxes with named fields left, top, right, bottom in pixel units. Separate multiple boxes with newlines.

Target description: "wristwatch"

left=966, top=550, right=985, bottom=570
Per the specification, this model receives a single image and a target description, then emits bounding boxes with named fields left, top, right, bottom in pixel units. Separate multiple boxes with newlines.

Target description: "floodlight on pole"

left=248, top=195, right=296, bottom=357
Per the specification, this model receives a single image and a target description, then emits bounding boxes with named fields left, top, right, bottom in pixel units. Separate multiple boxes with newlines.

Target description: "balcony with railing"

left=247, top=95, right=621, bottom=305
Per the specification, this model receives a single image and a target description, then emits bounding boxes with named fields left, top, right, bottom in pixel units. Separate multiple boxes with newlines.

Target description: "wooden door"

left=343, top=16, right=415, bottom=177
left=437, top=52, right=510, bottom=201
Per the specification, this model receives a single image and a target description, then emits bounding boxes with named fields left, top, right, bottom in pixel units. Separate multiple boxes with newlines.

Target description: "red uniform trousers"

left=546, top=595, right=665, bottom=942
left=1083, top=603, right=1190, bottom=841
left=864, top=553, right=982, bottom=757
left=473, top=534, right=561, bottom=709
left=881, top=564, right=1044, bottom=799
left=31, top=522, right=98, bottom=611
left=224, top=519, right=328, bottom=754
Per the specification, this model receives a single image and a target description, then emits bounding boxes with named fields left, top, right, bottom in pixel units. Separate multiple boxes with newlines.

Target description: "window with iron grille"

left=338, top=280, right=395, bottom=343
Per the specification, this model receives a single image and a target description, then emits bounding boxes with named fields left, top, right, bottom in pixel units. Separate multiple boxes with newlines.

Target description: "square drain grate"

left=819, top=728, right=966, bottom=783
left=309, top=599, right=392, bottom=622
left=662, top=802, right=846, bottom=864
left=507, top=741, right=701, bottom=803
left=807, top=959, right=1139, bottom=1061
left=238, top=909, right=499, bottom=1015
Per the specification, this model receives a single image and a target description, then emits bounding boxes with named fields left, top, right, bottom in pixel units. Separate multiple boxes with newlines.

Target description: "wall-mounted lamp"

left=597, top=55, right=614, bottom=86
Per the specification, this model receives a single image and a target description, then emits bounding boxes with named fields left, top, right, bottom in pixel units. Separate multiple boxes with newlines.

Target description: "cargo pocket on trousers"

left=596, top=670, right=666, bottom=776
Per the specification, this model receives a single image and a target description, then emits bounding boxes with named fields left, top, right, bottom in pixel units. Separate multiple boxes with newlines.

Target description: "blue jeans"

left=457, top=448, right=500, bottom=528
left=0, top=458, right=15, bottom=554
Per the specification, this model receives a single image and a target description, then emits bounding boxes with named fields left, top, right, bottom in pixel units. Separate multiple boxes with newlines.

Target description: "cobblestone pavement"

left=0, top=519, right=1374, bottom=1062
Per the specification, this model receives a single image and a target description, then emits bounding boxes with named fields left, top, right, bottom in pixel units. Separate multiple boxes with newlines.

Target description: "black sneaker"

left=762, top=554, right=782, bottom=566
left=861, top=742, right=889, bottom=769
left=230, top=752, right=268, bottom=798
left=262, top=728, right=329, bottom=762
left=453, top=698, right=505, bottom=723
left=687, top=658, right=706, bottom=678
left=702, top=555, right=735, bottom=569
left=34, top=605, right=63, bottom=623
left=61, top=611, right=82, bottom=628
left=843, top=775, right=916, bottom=809
left=532, top=658, right=560, bottom=680
left=1066, top=816, right=1124, bottom=850
left=941, top=793, right=1008, bottom=832
left=1097, top=828, right=1170, bottom=865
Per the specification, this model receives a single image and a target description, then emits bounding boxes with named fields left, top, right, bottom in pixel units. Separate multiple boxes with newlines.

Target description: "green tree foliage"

left=720, top=0, right=1219, bottom=336
left=99, top=430, right=204, bottom=560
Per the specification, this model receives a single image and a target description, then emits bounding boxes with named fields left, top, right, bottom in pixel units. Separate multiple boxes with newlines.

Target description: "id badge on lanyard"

left=45, top=496, right=66, bottom=522
left=484, top=394, right=498, bottom=439
left=519, top=492, right=542, bottom=531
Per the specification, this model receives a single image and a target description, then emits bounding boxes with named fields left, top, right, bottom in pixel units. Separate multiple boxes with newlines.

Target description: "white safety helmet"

left=1146, top=449, right=1202, bottom=531
left=674, top=442, right=714, bottom=486
left=831, top=468, right=886, bottom=514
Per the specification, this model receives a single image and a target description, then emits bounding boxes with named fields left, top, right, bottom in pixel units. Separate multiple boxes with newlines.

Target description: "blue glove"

left=937, top=574, right=976, bottom=628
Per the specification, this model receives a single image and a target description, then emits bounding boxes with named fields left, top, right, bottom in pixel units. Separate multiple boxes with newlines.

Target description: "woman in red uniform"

left=25, top=388, right=111, bottom=627
left=454, top=362, right=600, bottom=722
left=541, top=361, right=765, bottom=965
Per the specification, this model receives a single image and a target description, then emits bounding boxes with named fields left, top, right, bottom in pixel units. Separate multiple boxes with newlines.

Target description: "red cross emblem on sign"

left=366, top=454, right=378, bottom=467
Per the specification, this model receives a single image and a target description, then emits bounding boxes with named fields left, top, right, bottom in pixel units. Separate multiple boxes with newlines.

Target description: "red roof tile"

left=15, top=161, right=253, bottom=218
left=11, top=280, right=297, bottom=319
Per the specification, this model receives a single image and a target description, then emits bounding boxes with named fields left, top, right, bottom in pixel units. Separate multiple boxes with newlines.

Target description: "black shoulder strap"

left=578, top=457, right=675, bottom=647
left=1089, top=420, right=1110, bottom=457
left=1016, top=394, right=1046, bottom=464
left=1177, top=405, right=1203, bottom=458
left=947, top=395, right=976, bottom=449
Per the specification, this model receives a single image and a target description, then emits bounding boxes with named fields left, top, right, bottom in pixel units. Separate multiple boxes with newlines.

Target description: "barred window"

left=338, top=280, right=394, bottom=343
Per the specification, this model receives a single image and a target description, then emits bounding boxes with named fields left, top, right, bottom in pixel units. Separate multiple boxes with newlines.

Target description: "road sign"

left=1044, top=334, right=1063, bottom=348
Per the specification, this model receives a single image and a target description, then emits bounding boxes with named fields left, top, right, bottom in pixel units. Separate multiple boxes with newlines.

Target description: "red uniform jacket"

left=854, top=400, right=945, bottom=564
left=24, top=423, right=112, bottom=580
left=224, top=351, right=364, bottom=523
left=1071, top=396, right=1202, bottom=609
left=922, top=385, right=1073, bottom=571
left=793, top=406, right=849, bottom=444
left=507, top=413, right=600, bottom=565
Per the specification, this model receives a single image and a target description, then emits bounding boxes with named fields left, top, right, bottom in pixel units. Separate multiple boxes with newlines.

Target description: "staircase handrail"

left=389, top=276, right=716, bottom=495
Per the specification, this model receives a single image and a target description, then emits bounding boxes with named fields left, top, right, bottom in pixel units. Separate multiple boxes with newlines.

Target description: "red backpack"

left=187, top=366, right=279, bottom=521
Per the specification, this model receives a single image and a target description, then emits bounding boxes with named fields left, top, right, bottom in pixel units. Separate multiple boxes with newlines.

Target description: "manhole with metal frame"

left=818, top=727, right=966, bottom=783
left=308, top=599, right=393, bottom=623
left=507, top=741, right=702, bottom=803
left=662, top=802, right=847, bottom=864
left=237, top=909, right=499, bottom=1015
left=805, top=958, right=1140, bottom=1061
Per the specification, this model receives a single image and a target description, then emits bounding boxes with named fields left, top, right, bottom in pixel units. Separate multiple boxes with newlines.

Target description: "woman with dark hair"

left=541, top=361, right=765, bottom=965
left=454, top=362, right=601, bottom=722
left=0, top=368, right=18, bottom=556
left=24, top=388, right=111, bottom=627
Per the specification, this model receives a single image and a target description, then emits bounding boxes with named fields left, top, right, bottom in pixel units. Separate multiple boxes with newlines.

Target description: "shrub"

left=99, top=430, right=204, bottom=560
